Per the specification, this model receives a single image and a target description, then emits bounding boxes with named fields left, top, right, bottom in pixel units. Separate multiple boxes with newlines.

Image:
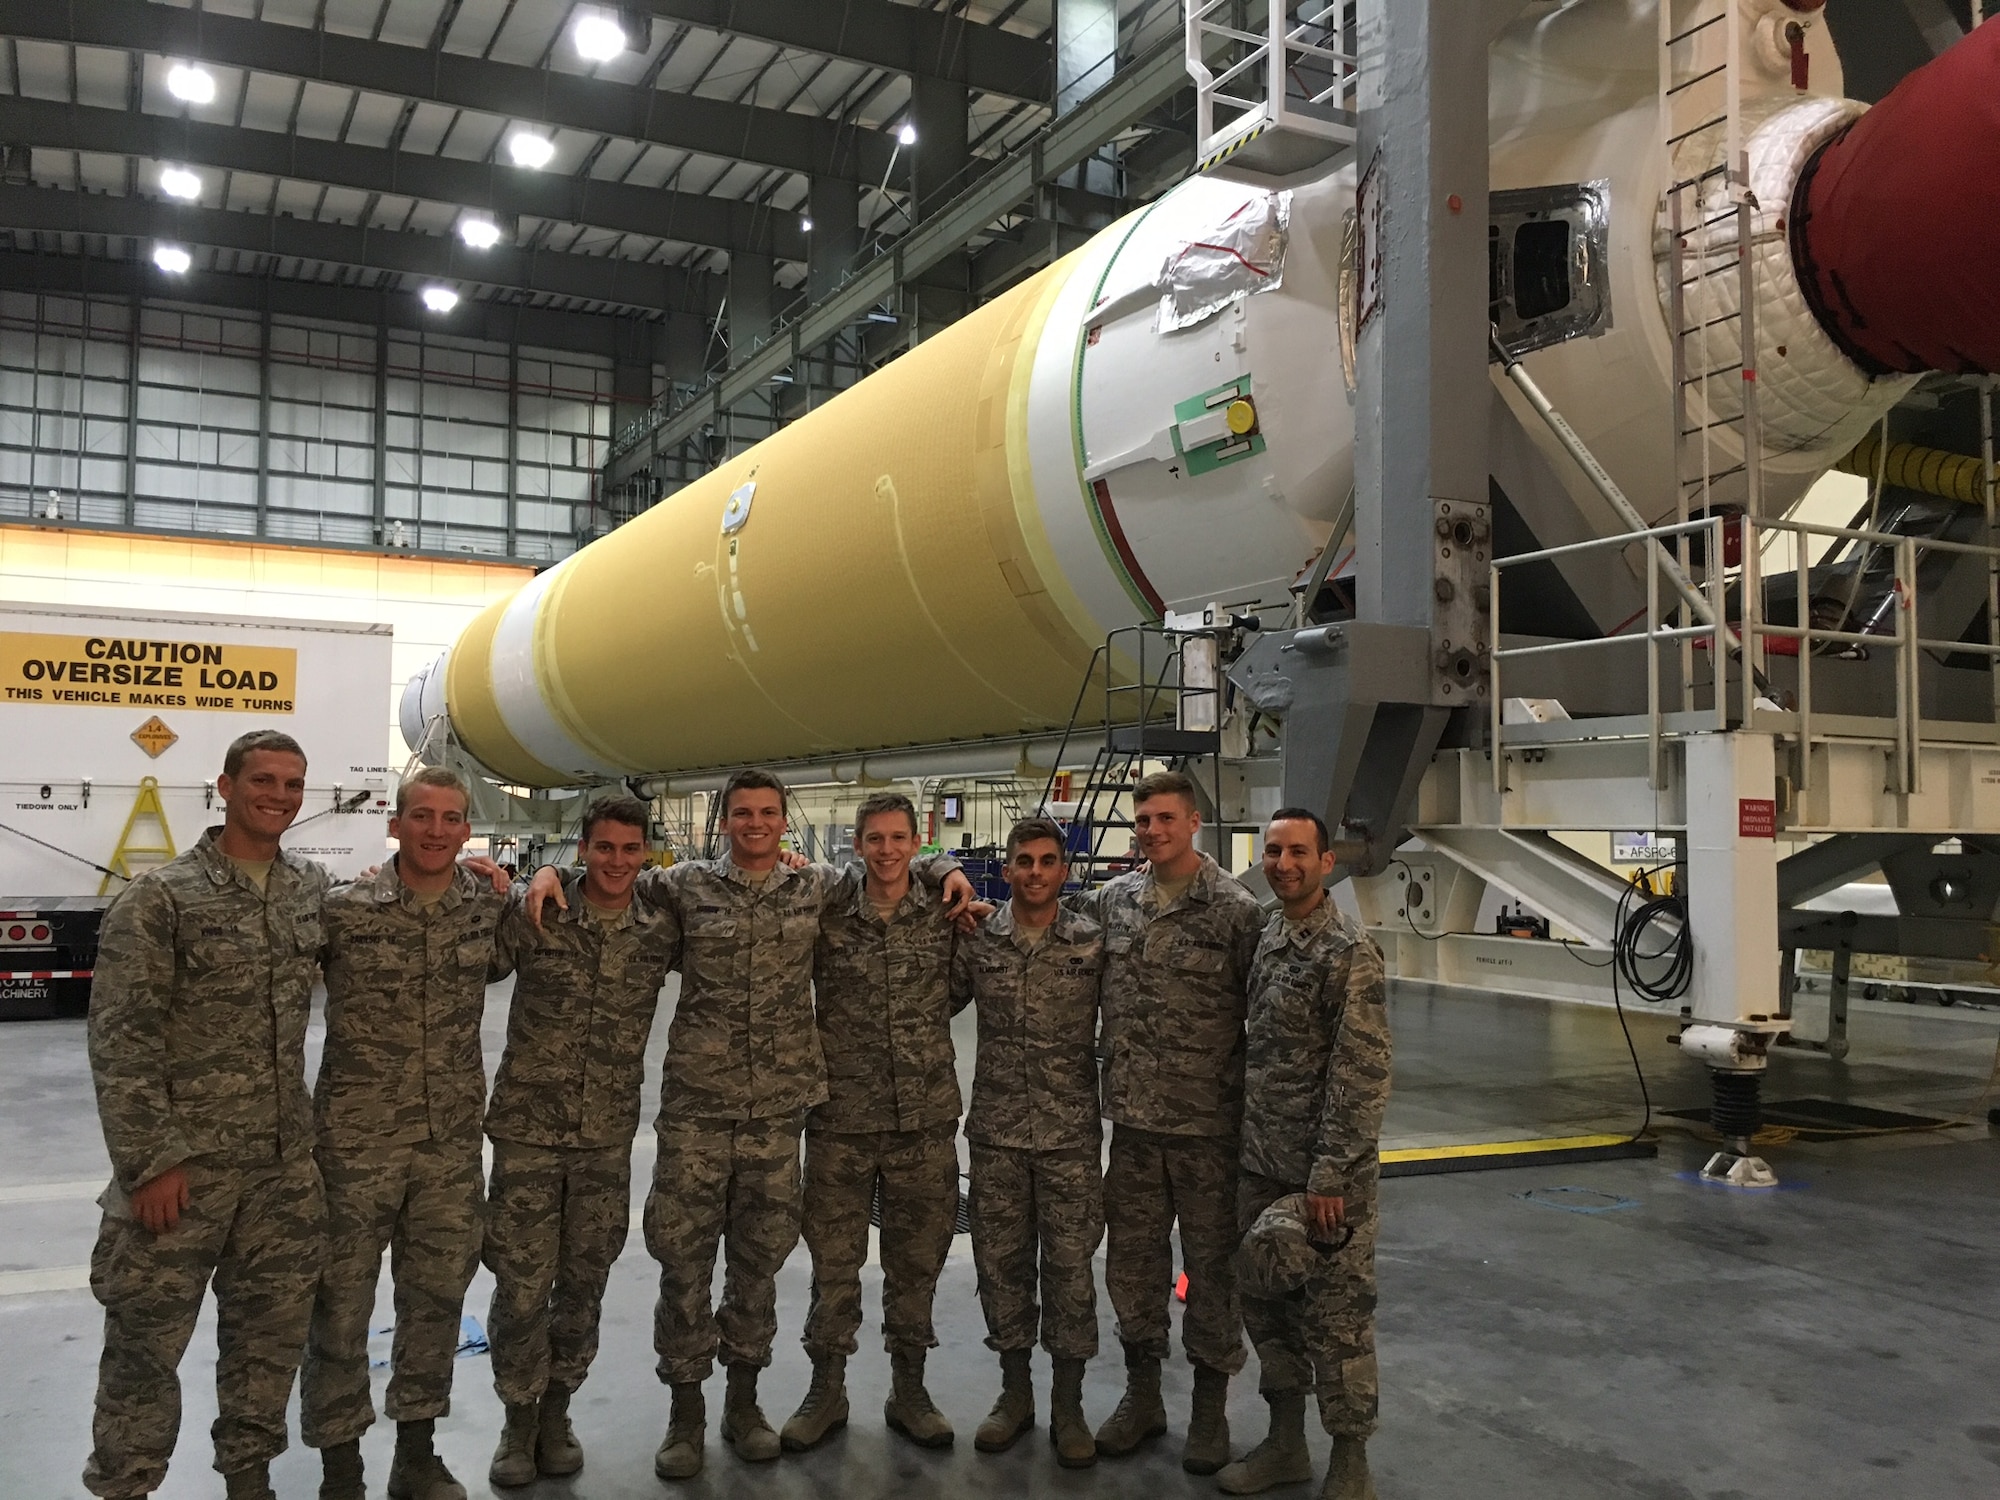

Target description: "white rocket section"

left=487, top=564, right=625, bottom=781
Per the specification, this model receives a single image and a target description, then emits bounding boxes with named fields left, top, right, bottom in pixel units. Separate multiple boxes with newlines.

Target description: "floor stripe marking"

left=0, top=1264, right=92, bottom=1297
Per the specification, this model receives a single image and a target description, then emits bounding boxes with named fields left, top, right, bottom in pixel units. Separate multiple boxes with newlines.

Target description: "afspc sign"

left=0, top=632, right=298, bottom=713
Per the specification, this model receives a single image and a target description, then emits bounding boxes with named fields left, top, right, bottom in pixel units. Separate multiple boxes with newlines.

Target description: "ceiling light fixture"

left=507, top=131, right=556, bottom=170
left=166, top=64, right=216, bottom=105
left=153, top=244, right=192, bottom=274
left=458, top=218, right=502, bottom=250
left=159, top=166, right=202, bottom=201
left=897, top=121, right=918, bottom=147
left=421, top=285, right=461, bottom=313
left=800, top=216, right=813, bottom=232
left=573, top=12, right=628, bottom=62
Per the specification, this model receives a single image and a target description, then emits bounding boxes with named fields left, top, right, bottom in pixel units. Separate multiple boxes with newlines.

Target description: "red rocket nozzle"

left=1791, top=19, right=2000, bottom=376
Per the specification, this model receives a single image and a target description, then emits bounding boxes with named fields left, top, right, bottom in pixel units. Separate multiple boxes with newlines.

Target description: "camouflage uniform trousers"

left=299, top=1136, right=484, bottom=1447
left=967, top=1140, right=1103, bottom=1359
left=800, top=1122, right=958, bottom=1362
left=643, top=1116, right=803, bottom=1384
left=1104, top=1124, right=1247, bottom=1374
left=483, top=1138, right=633, bottom=1405
left=83, top=1155, right=325, bottom=1497
left=1238, top=1169, right=1379, bottom=1438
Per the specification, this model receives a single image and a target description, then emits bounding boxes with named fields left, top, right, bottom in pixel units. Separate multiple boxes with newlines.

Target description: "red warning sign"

left=1738, top=798, right=1777, bottom=839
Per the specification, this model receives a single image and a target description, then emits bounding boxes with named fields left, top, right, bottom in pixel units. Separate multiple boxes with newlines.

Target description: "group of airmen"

left=81, top=728, right=1391, bottom=1500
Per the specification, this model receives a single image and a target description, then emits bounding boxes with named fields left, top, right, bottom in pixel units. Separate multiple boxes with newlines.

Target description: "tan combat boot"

left=780, top=1354, right=850, bottom=1452
left=1093, top=1347, right=1166, bottom=1457
left=1049, top=1356, right=1096, bottom=1469
left=654, top=1383, right=707, bottom=1481
left=973, top=1348, right=1035, bottom=1453
left=1323, top=1436, right=1378, bottom=1500
left=488, top=1403, right=539, bottom=1488
left=884, top=1348, right=955, bottom=1448
left=720, top=1363, right=781, bottom=1462
left=319, top=1439, right=364, bottom=1500
left=1183, top=1364, right=1232, bottom=1475
left=386, top=1419, right=467, bottom=1500
left=537, top=1382, right=584, bottom=1476
left=223, top=1464, right=276, bottom=1500
left=1218, top=1392, right=1313, bottom=1494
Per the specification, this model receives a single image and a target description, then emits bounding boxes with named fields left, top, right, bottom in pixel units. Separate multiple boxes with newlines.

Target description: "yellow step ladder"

left=100, top=777, right=178, bottom=895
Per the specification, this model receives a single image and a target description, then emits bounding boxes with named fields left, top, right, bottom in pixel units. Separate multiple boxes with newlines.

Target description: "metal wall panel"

left=0, top=290, right=615, bottom=562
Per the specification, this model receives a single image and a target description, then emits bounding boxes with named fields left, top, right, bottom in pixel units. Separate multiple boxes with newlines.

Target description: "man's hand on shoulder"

left=131, top=1165, right=190, bottom=1235
left=524, top=865, right=569, bottom=929
left=940, top=868, right=977, bottom=919
left=462, top=855, right=510, bottom=895
left=777, top=850, right=809, bottom=871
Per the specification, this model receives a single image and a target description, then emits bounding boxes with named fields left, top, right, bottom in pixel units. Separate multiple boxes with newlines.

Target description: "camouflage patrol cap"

left=1236, top=1193, right=1348, bottom=1296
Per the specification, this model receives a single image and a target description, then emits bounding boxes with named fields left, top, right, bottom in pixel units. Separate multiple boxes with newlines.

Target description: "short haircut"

left=855, top=790, right=919, bottom=838
left=581, top=794, right=652, bottom=844
left=1133, top=769, right=1198, bottom=809
left=224, top=729, right=306, bottom=779
left=721, top=767, right=787, bottom=814
left=1006, top=816, right=1070, bottom=859
left=395, top=765, right=470, bottom=817
left=1268, top=805, right=1330, bottom=854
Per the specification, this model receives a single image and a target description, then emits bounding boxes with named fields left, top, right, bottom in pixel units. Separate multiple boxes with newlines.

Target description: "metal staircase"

left=1039, top=622, right=1226, bottom=885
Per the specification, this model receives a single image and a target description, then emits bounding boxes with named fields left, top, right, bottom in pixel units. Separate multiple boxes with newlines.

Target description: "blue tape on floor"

left=1515, top=1186, right=1640, bottom=1215
left=367, top=1314, right=489, bottom=1369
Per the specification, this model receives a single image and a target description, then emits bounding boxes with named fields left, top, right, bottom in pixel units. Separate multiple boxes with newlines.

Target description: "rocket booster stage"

left=407, top=4, right=2000, bottom=790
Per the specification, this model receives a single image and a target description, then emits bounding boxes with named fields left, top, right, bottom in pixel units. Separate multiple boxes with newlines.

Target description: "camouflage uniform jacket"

left=315, top=859, right=504, bottom=1151
left=949, top=901, right=1104, bottom=1153
left=87, top=826, right=331, bottom=1194
left=1241, top=897, right=1392, bottom=1198
left=811, top=869, right=961, bottom=1133
left=485, top=868, right=682, bottom=1149
left=1076, top=854, right=1264, bottom=1138
left=631, top=852, right=959, bottom=1124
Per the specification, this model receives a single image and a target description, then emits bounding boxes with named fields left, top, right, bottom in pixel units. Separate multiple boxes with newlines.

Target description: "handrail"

left=1489, top=511, right=2000, bottom=803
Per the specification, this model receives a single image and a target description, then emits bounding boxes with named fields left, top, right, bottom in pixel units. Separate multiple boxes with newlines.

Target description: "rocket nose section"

left=399, top=648, right=450, bottom=763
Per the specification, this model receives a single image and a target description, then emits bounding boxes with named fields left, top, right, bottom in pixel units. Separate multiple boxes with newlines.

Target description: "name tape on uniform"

left=0, top=632, right=298, bottom=714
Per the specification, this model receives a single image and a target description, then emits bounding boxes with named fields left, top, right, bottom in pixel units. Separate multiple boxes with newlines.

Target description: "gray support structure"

left=1351, top=0, right=1490, bottom=670
left=1224, top=0, right=1489, bottom=874
left=255, top=299, right=271, bottom=537
left=807, top=177, right=862, bottom=303
left=505, top=336, right=521, bottom=558
left=728, top=252, right=775, bottom=457
left=122, top=293, right=139, bottom=527
left=371, top=311, right=389, bottom=545
left=1056, top=0, right=1119, bottom=195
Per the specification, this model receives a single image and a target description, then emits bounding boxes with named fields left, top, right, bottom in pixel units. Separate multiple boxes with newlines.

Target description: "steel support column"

left=255, top=297, right=271, bottom=538
left=1352, top=0, right=1490, bottom=664
left=371, top=306, right=389, bottom=545
left=1056, top=0, right=1119, bottom=195
left=122, top=293, right=139, bottom=527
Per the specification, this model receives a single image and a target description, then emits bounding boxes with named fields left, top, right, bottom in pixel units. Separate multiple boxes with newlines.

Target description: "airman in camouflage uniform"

left=1219, top=808, right=1390, bottom=1500
left=782, top=792, right=961, bottom=1454
left=83, top=733, right=328, bottom=1500
left=950, top=817, right=1106, bottom=1469
left=523, top=770, right=969, bottom=1481
left=301, top=765, right=505, bottom=1500
left=484, top=808, right=681, bottom=1487
left=1073, top=771, right=1264, bottom=1474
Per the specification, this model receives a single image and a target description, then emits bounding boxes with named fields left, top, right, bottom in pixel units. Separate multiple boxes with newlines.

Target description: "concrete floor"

left=3, top=979, right=1998, bottom=1499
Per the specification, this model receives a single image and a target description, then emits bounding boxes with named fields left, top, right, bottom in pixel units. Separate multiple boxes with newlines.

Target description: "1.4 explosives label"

left=0, top=632, right=298, bottom=713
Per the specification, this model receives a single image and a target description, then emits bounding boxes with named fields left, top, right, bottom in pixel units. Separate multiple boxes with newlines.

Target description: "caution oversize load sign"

left=0, top=632, right=298, bottom=714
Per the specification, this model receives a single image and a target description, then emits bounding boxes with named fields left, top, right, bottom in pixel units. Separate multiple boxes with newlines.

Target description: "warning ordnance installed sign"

left=0, top=632, right=298, bottom=714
